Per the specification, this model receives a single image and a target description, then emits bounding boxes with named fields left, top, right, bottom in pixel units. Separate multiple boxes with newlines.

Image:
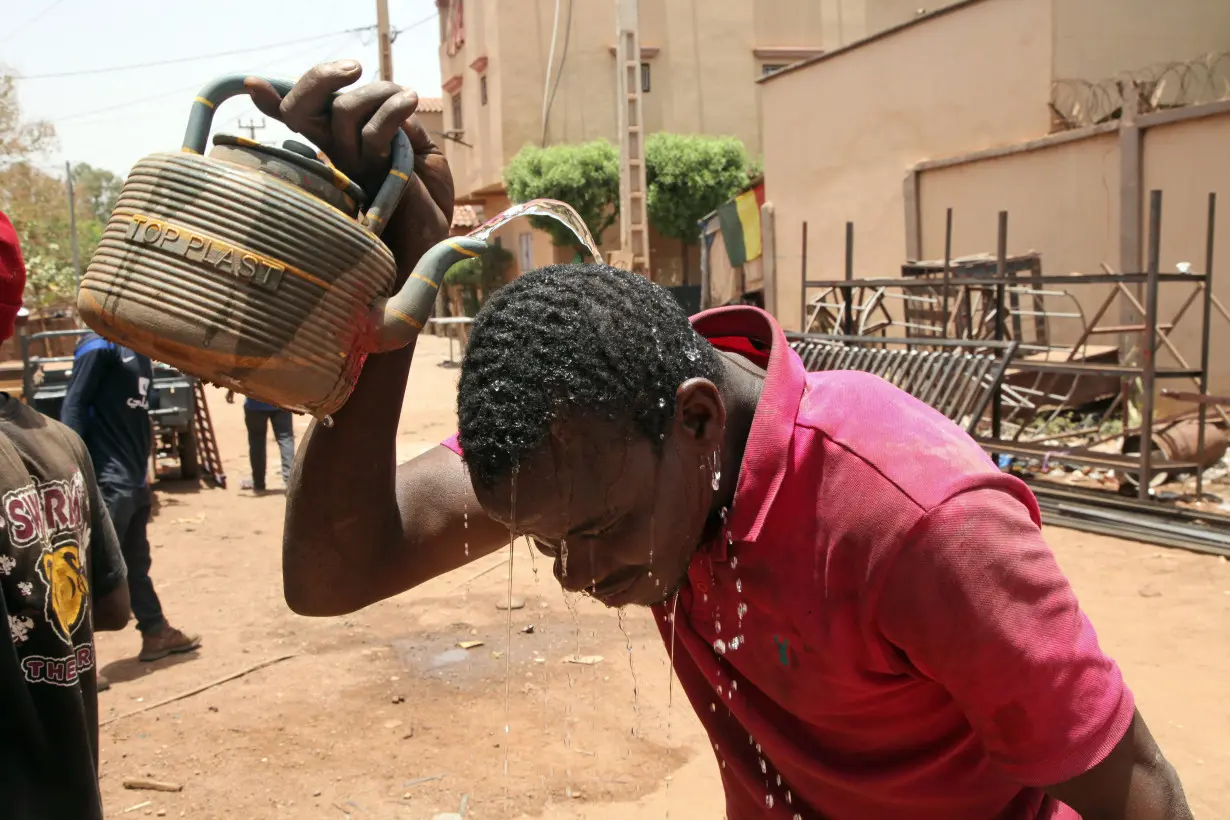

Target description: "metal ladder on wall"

left=615, top=0, right=650, bottom=274
left=193, top=381, right=226, bottom=488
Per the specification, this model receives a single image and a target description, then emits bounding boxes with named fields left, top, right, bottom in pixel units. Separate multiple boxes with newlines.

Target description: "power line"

left=40, top=8, right=439, bottom=134
left=1, top=0, right=68, bottom=45
left=14, top=11, right=434, bottom=81
left=51, top=32, right=365, bottom=125
left=13, top=26, right=375, bottom=80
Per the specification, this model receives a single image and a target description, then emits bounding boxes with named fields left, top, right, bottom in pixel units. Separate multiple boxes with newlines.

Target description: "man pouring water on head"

left=270, top=62, right=1192, bottom=820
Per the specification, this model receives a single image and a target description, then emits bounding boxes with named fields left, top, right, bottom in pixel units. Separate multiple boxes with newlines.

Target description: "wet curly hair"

left=456, top=263, right=723, bottom=491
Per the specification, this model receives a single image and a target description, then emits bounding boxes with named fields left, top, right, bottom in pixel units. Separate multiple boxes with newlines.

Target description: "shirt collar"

left=691, top=306, right=806, bottom=556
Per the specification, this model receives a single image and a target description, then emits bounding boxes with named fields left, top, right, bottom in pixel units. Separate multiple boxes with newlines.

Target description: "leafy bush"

left=504, top=141, right=619, bottom=250
left=645, top=133, right=750, bottom=245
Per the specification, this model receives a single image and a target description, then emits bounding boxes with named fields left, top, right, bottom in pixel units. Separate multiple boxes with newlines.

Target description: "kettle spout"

left=370, top=235, right=488, bottom=353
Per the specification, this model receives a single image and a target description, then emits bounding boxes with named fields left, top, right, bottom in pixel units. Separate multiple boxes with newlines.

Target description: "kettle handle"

left=181, top=74, right=413, bottom=237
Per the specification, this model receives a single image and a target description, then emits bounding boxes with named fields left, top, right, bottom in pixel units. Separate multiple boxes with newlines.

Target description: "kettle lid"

left=209, top=134, right=368, bottom=216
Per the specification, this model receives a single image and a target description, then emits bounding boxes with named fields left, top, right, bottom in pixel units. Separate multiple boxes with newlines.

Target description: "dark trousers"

left=103, top=487, right=164, bottom=635
left=245, top=408, right=295, bottom=489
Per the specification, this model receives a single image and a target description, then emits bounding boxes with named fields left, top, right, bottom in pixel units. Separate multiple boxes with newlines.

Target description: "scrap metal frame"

left=787, top=332, right=1019, bottom=434
left=798, top=190, right=1221, bottom=508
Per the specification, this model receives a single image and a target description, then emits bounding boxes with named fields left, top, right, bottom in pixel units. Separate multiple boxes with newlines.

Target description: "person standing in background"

left=61, top=332, right=200, bottom=663
left=1, top=212, right=132, bottom=819
left=225, top=391, right=295, bottom=493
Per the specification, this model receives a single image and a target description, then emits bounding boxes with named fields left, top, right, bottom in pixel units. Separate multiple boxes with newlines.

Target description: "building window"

left=518, top=233, right=533, bottom=272
left=761, top=63, right=787, bottom=77
left=641, top=62, right=651, bottom=93
left=480, top=75, right=488, bottom=106
left=451, top=93, right=463, bottom=130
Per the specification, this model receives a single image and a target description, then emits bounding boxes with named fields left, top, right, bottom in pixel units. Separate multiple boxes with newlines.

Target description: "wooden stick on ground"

left=123, top=778, right=183, bottom=793
left=449, top=552, right=512, bottom=592
left=100, top=654, right=297, bottom=727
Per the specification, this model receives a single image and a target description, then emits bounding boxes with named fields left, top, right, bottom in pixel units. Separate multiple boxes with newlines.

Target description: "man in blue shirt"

left=225, top=391, right=295, bottom=493
left=61, top=334, right=201, bottom=662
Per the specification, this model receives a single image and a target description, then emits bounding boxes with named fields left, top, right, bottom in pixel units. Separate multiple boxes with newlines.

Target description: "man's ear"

left=674, top=378, right=725, bottom=450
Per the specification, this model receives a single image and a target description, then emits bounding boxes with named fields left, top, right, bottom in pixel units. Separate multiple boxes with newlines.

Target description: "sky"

left=1, top=0, right=444, bottom=177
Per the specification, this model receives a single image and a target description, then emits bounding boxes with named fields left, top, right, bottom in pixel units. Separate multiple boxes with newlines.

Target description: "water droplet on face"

left=736, top=579, right=742, bottom=594
left=766, top=794, right=775, bottom=808
left=714, top=621, right=722, bottom=635
left=713, top=639, right=727, bottom=655
left=658, top=397, right=667, bottom=408
left=759, top=758, right=767, bottom=774
left=776, top=774, right=782, bottom=786
left=787, top=791, right=793, bottom=805
left=721, top=760, right=726, bottom=769
left=794, top=815, right=802, bottom=820
left=731, top=680, right=738, bottom=691
left=728, top=635, right=742, bottom=650
left=710, top=702, right=716, bottom=712
left=737, top=602, right=748, bottom=617
left=755, top=743, right=761, bottom=753
left=730, top=556, right=738, bottom=569
left=716, top=685, right=723, bottom=696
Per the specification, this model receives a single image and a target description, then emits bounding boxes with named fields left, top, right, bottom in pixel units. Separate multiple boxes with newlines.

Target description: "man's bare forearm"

left=282, top=345, right=415, bottom=613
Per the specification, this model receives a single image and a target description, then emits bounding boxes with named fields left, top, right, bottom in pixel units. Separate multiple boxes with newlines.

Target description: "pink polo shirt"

left=442, top=306, right=1133, bottom=819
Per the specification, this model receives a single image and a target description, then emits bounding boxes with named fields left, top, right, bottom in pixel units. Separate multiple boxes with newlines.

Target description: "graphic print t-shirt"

left=0, top=394, right=126, bottom=820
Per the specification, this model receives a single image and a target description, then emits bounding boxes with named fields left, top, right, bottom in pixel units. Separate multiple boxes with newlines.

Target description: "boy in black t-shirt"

left=0, top=211, right=132, bottom=819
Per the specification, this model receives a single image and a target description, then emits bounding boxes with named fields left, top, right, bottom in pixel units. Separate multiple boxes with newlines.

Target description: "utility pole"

left=64, top=161, right=82, bottom=289
left=376, top=0, right=394, bottom=81
left=614, top=0, right=650, bottom=276
left=238, top=118, right=266, bottom=141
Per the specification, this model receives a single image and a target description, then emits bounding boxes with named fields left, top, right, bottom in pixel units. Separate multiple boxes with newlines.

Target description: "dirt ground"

left=96, top=334, right=1230, bottom=819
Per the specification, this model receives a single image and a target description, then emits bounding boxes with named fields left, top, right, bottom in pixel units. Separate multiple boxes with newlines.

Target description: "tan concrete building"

left=757, top=0, right=1230, bottom=387
left=434, top=0, right=946, bottom=282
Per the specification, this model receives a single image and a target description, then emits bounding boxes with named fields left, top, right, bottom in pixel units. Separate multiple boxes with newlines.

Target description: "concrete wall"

left=761, top=0, right=1054, bottom=330
left=1052, top=0, right=1230, bottom=81
left=913, top=110, right=1230, bottom=389
left=1141, top=112, right=1230, bottom=387
left=918, top=134, right=1120, bottom=273
left=917, top=132, right=1120, bottom=348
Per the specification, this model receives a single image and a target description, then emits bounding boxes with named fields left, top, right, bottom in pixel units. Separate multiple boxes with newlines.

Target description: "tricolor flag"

left=716, top=188, right=764, bottom=268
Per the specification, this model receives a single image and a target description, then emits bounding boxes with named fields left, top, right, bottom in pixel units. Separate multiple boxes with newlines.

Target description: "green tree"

left=71, top=163, right=123, bottom=223
left=0, top=162, right=78, bottom=309
left=0, top=73, right=55, bottom=159
left=504, top=140, right=619, bottom=252
left=645, top=133, right=750, bottom=273
left=0, top=73, right=122, bottom=310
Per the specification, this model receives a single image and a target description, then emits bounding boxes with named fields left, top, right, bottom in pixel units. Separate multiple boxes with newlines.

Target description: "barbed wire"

left=1051, top=51, right=1230, bottom=130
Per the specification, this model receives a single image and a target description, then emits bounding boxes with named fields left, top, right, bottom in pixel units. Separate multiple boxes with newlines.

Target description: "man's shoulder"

left=73, top=331, right=113, bottom=358
left=795, top=370, right=1001, bottom=512
left=0, top=402, right=86, bottom=464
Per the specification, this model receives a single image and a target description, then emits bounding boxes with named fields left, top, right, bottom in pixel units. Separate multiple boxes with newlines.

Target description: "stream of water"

left=468, top=198, right=602, bottom=262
